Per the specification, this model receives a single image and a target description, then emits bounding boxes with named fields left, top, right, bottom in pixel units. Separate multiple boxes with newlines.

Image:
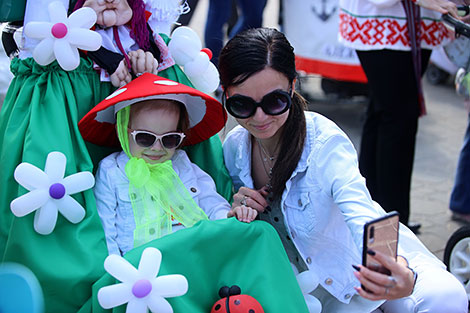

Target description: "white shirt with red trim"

left=338, top=0, right=451, bottom=51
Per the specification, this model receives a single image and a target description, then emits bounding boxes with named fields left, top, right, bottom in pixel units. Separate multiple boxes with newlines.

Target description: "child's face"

left=128, top=101, right=180, bottom=164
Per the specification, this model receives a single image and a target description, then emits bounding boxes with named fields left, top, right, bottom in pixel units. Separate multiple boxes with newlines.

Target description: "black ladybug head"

left=219, top=285, right=241, bottom=298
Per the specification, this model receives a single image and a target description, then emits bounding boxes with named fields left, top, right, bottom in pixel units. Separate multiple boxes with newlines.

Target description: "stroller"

left=441, top=8, right=470, bottom=302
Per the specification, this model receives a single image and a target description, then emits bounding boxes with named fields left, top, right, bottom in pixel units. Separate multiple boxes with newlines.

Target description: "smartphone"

left=362, top=212, right=399, bottom=275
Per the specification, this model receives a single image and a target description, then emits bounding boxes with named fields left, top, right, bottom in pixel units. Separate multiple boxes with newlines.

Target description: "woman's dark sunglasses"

left=128, top=129, right=185, bottom=149
left=223, top=88, right=292, bottom=119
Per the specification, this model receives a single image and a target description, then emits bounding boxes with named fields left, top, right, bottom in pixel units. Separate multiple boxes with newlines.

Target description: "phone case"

left=362, top=212, right=399, bottom=275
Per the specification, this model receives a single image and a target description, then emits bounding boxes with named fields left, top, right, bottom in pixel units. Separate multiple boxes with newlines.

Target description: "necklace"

left=256, top=139, right=277, bottom=162
left=256, top=139, right=277, bottom=189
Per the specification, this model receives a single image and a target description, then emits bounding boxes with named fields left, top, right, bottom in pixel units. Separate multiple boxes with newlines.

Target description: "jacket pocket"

left=116, top=184, right=139, bottom=220
left=284, top=192, right=316, bottom=232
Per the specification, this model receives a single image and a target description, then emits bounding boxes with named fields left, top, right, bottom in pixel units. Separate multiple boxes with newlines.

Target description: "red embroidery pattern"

left=339, top=12, right=449, bottom=47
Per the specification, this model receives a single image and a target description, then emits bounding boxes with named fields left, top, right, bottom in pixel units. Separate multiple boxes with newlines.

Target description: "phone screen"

left=362, top=212, right=399, bottom=275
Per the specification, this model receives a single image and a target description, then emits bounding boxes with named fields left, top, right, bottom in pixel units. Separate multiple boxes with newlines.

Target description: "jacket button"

left=190, top=187, right=197, bottom=193
left=344, top=294, right=351, bottom=300
left=298, top=199, right=302, bottom=206
left=325, top=278, right=333, bottom=285
left=306, top=257, right=312, bottom=264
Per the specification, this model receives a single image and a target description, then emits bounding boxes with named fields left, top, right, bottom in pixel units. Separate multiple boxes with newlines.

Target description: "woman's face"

left=226, top=67, right=292, bottom=140
left=128, top=101, right=180, bottom=164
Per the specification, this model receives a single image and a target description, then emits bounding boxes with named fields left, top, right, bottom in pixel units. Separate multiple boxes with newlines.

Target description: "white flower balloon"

left=23, top=1, right=102, bottom=71
left=168, top=26, right=220, bottom=94
left=10, top=151, right=95, bottom=235
left=296, top=270, right=322, bottom=313
left=98, top=247, right=188, bottom=313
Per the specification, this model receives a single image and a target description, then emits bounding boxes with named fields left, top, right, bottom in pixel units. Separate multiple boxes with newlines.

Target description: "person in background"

left=338, top=0, right=460, bottom=233
left=220, top=27, right=467, bottom=313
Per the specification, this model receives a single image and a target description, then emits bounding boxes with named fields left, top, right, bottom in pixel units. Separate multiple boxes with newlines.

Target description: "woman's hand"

left=227, top=205, right=258, bottom=223
left=352, top=250, right=416, bottom=300
left=417, top=0, right=460, bottom=19
left=232, top=186, right=269, bottom=213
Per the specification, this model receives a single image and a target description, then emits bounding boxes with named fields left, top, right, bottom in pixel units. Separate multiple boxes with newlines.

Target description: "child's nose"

left=151, top=139, right=164, bottom=150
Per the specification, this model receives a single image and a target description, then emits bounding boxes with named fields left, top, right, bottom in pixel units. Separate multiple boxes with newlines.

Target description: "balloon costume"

left=0, top=1, right=310, bottom=312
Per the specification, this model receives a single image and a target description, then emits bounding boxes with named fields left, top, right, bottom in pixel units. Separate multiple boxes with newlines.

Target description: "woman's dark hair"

left=219, top=28, right=307, bottom=199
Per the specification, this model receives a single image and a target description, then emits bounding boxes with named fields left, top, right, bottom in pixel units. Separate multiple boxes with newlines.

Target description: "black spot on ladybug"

left=249, top=310, right=255, bottom=313
left=214, top=304, right=221, bottom=311
left=234, top=299, right=240, bottom=305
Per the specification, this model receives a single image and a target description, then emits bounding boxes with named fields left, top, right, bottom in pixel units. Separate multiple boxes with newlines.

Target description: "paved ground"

left=187, top=0, right=470, bottom=261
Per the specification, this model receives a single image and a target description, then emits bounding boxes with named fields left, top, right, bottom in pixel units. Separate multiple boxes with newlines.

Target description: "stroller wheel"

left=444, top=225, right=470, bottom=301
left=426, top=63, right=450, bottom=85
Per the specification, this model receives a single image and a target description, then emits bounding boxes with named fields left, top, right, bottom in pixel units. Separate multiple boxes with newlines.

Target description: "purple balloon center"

left=51, top=23, right=68, bottom=39
left=49, top=183, right=66, bottom=199
left=132, top=279, right=152, bottom=298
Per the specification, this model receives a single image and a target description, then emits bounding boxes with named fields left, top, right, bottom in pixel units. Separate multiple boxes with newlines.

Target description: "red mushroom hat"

left=79, top=73, right=227, bottom=147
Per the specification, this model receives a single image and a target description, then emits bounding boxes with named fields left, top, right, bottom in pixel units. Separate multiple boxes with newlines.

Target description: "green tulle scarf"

left=116, top=106, right=208, bottom=248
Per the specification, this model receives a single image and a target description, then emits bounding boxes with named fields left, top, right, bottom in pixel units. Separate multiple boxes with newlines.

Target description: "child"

left=79, top=73, right=256, bottom=255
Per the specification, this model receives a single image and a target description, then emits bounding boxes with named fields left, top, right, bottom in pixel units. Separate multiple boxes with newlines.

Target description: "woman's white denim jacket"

left=94, top=149, right=230, bottom=256
left=223, top=111, right=444, bottom=307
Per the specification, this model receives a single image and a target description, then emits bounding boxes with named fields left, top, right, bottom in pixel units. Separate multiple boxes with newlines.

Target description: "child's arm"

left=227, top=205, right=258, bottom=223
left=94, top=160, right=122, bottom=255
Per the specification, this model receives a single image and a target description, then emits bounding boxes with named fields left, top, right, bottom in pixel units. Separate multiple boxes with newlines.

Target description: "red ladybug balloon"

left=210, top=285, right=264, bottom=313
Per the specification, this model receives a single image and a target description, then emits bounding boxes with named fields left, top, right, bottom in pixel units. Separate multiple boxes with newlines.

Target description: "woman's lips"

left=251, top=123, right=271, bottom=131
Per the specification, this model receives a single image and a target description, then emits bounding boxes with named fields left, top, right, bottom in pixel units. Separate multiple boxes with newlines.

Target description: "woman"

left=221, top=28, right=467, bottom=312
left=338, top=0, right=460, bottom=232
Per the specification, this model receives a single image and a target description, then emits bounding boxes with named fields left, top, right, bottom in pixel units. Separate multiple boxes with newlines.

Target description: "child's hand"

left=227, top=205, right=258, bottom=223
left=110, top=59, right=132, bottom=87
left=128, top=49, right=159, bottom=76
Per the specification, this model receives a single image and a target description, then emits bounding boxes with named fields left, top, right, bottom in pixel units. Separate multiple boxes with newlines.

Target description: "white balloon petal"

left=24, top=22, right=53, bottom=39
left=67, top=28, right=101, bottom=51
left=63, top=171, right=95, bottom=195
left=54, top=39, right=80, bottom=71
left=98, top=283, right=132, bottom=309
left=126, top=299, right=148, bottom=313
left=24, top=1, right=102, bottom=71
left=104, top=254, right=139, bottom=283
left=33, top=38, right=56, bottom=66
left=168, top=26, right=220, bottom=92
left=305, top=294, right=322, bottom=313
left=11, top=151, right=94, bottom=234
left=153, top=275, right=188, bottom=298
left=297, top=270, right=319, bottom=294
left=44, top=151, right=66, bottom=182
left=98, top=248, right=188, bottom=312
left=10, top=189, right=49, bottom=217
left=67, top=7, right=97, bottom=29
left=138, top=247, right=161, bottom=278
left=57, top=195, right=86, bottom=223
left=48, top=1, right=68, bottom=24
left=33, top=200, right=58, bottom=235
left=14, top=163, right=49, bottom=191
left=146, top=296, right=173, bottom=313
left=188, top=63, right=220, bottom=94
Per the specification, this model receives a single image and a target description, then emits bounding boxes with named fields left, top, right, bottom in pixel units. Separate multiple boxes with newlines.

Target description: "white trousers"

left=373, top=264, right=468, bottom=313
